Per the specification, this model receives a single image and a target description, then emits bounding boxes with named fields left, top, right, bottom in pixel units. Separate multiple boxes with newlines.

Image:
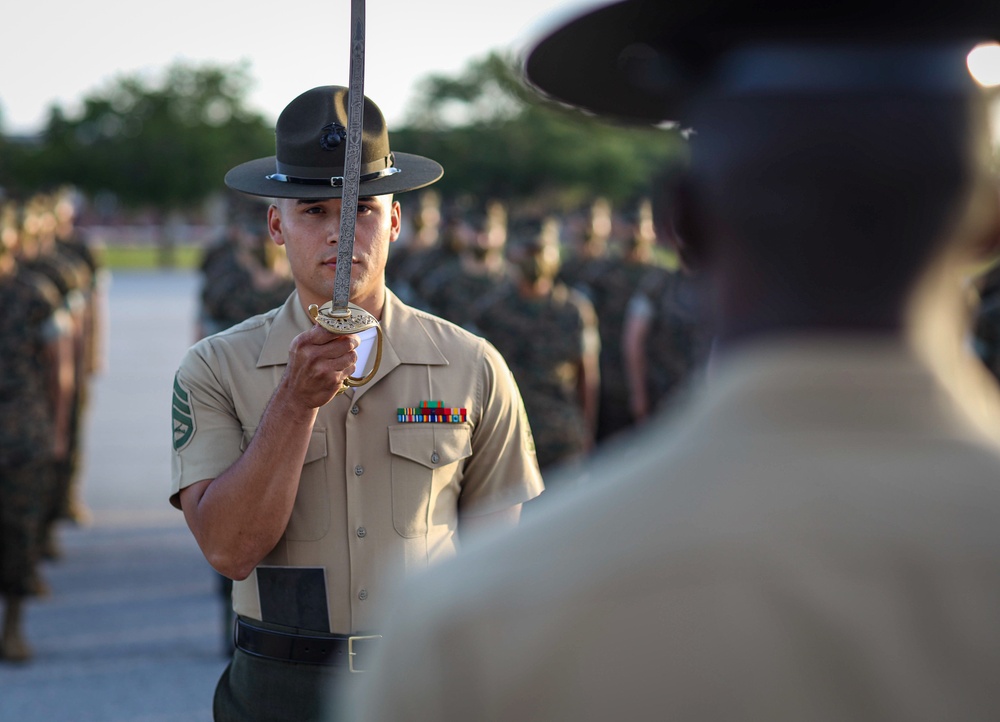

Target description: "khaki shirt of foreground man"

left=346, top=0, right=1000, bottom=720
left=171, top=288, right=541, bottom=632
left=170, top=84, right=543, bottom=721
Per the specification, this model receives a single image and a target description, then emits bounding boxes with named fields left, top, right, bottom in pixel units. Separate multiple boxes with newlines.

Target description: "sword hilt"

left=308, top=301, right=383, bottom=391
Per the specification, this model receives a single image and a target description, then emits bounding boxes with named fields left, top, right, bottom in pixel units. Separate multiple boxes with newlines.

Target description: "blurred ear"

left=668, top=175, right=709, bottom=273
left=969, top=185, right=1000, bottom=262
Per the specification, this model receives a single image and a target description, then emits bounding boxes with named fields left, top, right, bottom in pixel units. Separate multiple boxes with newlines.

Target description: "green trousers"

left=213, top=619, right=356, bottom=722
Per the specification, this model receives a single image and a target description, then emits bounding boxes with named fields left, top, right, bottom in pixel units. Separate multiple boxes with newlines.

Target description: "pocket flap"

left=388, top=425, right=472, bottom=469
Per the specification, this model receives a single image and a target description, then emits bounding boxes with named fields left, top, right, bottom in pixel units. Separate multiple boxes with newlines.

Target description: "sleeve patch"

left=172, top=375, right=196, bottom=451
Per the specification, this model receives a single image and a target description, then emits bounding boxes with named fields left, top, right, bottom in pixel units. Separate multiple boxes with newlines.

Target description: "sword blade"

left=332, top=0, right=366, bottom=312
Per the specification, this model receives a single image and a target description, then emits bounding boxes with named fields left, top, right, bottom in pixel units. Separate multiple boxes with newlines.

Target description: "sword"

left=308, top=0, right=383, bottom=391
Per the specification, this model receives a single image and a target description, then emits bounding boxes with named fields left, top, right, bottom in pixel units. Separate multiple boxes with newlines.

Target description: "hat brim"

left=525, top=1, right=679, bottom=124
left=525, top=0, right=1000, bottom=124
left=224, top=151, right=443, bottom=199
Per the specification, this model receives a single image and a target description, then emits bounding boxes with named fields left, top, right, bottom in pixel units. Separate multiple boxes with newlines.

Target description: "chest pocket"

left=388, top=425, right=472, bottom=538
left=242, top=427, right=330, bottom=541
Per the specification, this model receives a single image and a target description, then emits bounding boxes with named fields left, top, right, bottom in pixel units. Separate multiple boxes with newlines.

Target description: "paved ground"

left=0, top=269, right=231, bottom=721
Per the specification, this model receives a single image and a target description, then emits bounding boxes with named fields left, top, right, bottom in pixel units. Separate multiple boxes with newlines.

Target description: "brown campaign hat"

left=524, top=0, right=1000, bottom=124
left=225, top=85, right=443, bottom=199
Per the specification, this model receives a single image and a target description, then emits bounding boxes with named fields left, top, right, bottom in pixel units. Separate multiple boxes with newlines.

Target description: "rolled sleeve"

left=169, top=344, right=245, bottom=508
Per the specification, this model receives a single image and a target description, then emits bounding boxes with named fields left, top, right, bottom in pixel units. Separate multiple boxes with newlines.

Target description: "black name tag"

left=256, top=566, right=330, bottom=632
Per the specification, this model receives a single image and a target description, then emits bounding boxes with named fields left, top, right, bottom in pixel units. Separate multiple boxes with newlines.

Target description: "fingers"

left=281, top=327, right=364, bottom=409
left=295, top=329, right=359, bottom=372
left=303, top=323, right=363, bottom=349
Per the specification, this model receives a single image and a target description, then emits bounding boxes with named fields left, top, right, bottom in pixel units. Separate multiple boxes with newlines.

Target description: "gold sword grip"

left=308, top=302, right=383, bottom=394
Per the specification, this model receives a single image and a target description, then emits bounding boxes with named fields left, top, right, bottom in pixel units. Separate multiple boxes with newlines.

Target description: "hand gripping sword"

left=308, top=0, right=383, bottom=392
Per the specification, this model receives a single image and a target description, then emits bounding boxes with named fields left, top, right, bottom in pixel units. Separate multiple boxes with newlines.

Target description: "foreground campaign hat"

left=225, top=85, right=443, bottom=199
left=524, top=0, right=1000, bottom=123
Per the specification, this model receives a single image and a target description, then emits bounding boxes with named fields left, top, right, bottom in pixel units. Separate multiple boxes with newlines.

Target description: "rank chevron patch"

left=172, top=375, right=196, bottom=451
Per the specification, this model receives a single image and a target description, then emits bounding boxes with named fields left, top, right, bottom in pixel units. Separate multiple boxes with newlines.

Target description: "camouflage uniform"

left=0, top=267, right=61, bottom=597
left=627, top=267, right=711, bottom=414
left=386, top=243, right=460, bottom=313
left=471, top=283, right=599, bottom=472
left=52, top=240, right=96, bottom=525
left=420, top=201, right=511, bottom=330
left=20, top=246, right=89, bottom=534
left=557, top=254, right=614, bottom=301
left=385, top=191, right=449, bottom=310
left=198, top=233, right=296, bottom=337
left=421, top=258, right=512, bottom=332
left=57, top=229, right=107, bottom=375
left=584, top=255, right=661, bottom=441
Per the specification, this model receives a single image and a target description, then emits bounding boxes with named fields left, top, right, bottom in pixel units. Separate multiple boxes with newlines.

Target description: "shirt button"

left=358, top=589, right=368, bottom=601
left=357, top=527, right=367, bottom=538
left=355, top=465, right=364, bottom=476
left=431, top=452, right=440, bottom=464
left=351, top=405, right=360, bottom=415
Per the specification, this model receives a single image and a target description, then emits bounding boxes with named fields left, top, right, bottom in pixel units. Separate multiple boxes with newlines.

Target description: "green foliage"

left=394, top=52, right=686, bottom=211
left=1, top=53, right=686, bottom=216
left=3, top=61, right=274, bottom=209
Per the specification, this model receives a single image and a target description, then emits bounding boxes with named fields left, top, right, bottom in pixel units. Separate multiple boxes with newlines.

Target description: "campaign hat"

left=524, top=0, right=1000, bottom=123
left=225, top=85, right=443, bottom=199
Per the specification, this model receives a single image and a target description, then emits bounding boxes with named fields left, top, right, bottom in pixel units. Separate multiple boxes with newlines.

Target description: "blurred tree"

left=3, top=61, right=273, bottom=209
left=393, top=52, right=686, bottom=211
left=1, top=54, right=685, bottom=216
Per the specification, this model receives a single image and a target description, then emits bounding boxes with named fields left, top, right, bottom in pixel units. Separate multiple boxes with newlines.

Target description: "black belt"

left=234, top=618, right=382, bottom=672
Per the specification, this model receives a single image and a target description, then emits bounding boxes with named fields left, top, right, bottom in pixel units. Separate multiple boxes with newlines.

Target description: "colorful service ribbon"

left=397, top=400, right=467, bottom=423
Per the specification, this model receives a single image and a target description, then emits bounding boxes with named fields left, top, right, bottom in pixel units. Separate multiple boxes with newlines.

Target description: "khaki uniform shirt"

left=351, top=335, right=1000, bottom=721
left=171, top=290, right=543, bottom=634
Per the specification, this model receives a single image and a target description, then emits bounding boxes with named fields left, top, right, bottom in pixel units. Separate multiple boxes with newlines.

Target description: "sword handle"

left=308, top=302, right=383, bottom=390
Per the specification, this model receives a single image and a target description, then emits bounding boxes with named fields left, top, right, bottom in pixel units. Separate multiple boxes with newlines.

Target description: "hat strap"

left=268, top=152, right=398, bottom=187
left=267, top=166, right=401, bottom=188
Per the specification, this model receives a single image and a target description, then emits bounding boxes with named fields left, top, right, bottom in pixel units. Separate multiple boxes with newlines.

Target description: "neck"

left=519, top=278, right=553, bottom=298
left=709, top=251, right=973, bottom=354
left=300, top=284, right=386, bottom=323
left=352, top=284, right=387, bottom=321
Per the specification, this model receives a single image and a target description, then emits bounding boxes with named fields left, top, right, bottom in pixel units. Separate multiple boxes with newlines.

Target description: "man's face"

left=267, top=194, right=401, bottom=313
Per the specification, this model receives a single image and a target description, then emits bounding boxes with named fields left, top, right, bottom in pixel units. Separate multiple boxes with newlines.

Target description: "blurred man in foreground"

left=348, top=1, right=1000, bottom=719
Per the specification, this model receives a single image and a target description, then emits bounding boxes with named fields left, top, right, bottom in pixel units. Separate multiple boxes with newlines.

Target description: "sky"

left=0, top=0, right=604, bottom=135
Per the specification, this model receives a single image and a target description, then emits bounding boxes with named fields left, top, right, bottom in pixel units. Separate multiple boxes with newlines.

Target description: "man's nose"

left=327, top=217, right=341, bottom=243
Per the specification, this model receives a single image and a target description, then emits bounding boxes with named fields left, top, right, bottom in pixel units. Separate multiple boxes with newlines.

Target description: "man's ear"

left=968, top=185, right=1000, bottom=263
left=389, top=200, right=402, bottom=243
left=267, top=204, right=285, bottom=247
left=669, top=175, right=709, bottom=273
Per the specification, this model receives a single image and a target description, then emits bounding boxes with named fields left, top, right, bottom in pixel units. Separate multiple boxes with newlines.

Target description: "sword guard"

left=308, top=301, right=383, bottom=388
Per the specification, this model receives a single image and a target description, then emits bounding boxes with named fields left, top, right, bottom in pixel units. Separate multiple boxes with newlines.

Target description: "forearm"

left=182, top=383, right=319, bottom=580
left=623, top=315, right=650, bottom=419
left=46, top=334, right=74, bottom=458
left=578, top=356, right=600, bottom=443
left=180, top=321, right=359, bottom=579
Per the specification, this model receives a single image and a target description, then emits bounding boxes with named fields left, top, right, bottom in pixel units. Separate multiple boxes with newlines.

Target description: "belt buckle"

left=348, top=634, right=382, bottom=673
